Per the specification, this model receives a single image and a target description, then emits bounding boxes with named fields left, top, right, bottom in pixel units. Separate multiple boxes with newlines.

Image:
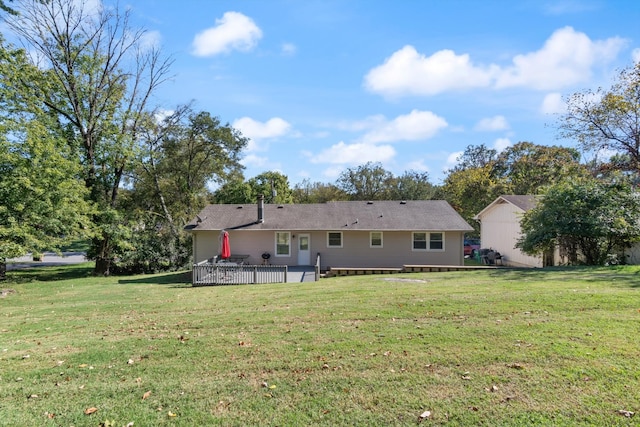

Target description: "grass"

left=1, top=264, right=640, bottom=426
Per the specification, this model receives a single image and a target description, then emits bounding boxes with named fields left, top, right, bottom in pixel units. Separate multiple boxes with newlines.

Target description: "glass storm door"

left=297, top=234, right=311, bottom=265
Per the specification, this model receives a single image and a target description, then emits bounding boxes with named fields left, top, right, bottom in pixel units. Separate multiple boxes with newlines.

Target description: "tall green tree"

left=247, top=171, right=293, bottom=204
left=120, top=106, right=247, bottom=272
left=517, top=178, right=640, bottom=265
left=495, top=141, right=587, bottom=194
left=437, top=165, right=507, bottom=234
left=0, top=95, right=92, bottom=279
left=388, top=170, right=436, bottom=200
left=558, top=62, right=640, bottom=174
left=336, top=162, right=394, bottom=201
left=292, top=179, right=349, bottom=203
left=5, top=0, right=172, bottom=275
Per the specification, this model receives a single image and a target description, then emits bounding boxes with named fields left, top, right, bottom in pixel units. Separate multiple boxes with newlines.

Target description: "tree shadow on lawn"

left=118, top=271, right=192, bottom=288
left=6, top=263, right=94, bottom=283
left=491, top=266, right=640, bottom=288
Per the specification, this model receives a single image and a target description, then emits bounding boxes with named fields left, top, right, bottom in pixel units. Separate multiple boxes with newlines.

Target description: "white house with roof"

left=185, top=198, right=474, bottom=270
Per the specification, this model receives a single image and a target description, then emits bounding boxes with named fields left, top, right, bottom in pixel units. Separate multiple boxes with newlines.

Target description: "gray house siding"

left=188, top=200, right=473, bottom=269
left=194, top=229, right=465, bottom=269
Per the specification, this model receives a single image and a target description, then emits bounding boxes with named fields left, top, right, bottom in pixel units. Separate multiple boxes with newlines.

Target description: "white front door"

left=297, top=234, right=311, bottom=265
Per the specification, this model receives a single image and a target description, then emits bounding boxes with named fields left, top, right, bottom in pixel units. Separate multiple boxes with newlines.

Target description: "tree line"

left=1, top=0, right=640, bottom=277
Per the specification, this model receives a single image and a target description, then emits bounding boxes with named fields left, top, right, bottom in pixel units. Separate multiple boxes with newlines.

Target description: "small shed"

left=474, top=195, right=555, bottom=268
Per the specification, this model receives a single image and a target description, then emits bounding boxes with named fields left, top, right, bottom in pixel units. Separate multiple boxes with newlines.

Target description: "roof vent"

left=237, top=206, right=243, bottom=209
left=277, top=205, right=284, bottom=209
left=400, top=200, right=407, bottom=205
left=367, top=201, right=373, bottom=205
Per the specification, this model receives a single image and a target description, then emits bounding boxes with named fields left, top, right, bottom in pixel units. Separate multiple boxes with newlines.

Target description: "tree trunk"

left=0, top=259, right=6, bottom=281
left=93, top=236, right=112, bottom=276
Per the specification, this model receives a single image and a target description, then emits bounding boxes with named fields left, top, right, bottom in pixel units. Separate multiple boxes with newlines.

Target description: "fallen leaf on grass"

left=507, top=363, right=524, bottom=370
left=167, top=411, right=177, bottom=417
left=142, top=390, right=151, bottom=400
left=617, top=410, right=635, bottom=418
left=127, top=359, right=135, bottom=365
left=45, top=412, right=55, bottom=419
left=84, top=407, right=98, bottom=415
left=418, top=410, right=431, bottom=422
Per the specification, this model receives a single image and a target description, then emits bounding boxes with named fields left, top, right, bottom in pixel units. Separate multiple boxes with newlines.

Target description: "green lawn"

left=1, top=264, right=639, bottom=426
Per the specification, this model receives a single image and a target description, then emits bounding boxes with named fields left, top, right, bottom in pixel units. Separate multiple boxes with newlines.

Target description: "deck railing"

left=192, top=260, right=288, bottom=286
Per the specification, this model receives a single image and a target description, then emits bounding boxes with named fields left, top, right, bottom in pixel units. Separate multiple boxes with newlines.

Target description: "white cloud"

left=474, top=115, right=509, bottom=131
left=493, top=137, right=512, bottom=152
left=364, top=45, right=498, bottom=97
left=365, top=27, right=626, bottom=97
left=633, top=48, right=640, bottom=63
left=192, top=11, right=262, bottom=57
left=233, top=117, right=291, bottom=152
left=496, top=27, right=626, bottom=90
left=311, top=141, right=396, bottom=165
left=445, top=151, right=464, bottom=170
left=541, top=92, right=566, bottom=114
left=281, top=43, right=297, bottom=56
left=361, top=110, right=448, bottom=144
left=154, top=109, right=174, bottom=123
left=322, top=165, right=347, bottom=180
left=241, top=153, right=268, bottom=167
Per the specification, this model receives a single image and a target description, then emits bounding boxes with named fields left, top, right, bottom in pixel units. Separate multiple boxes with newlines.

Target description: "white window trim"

left=275, top=231, right=291, bottom=257
left=327, top=231, right=343, bottom=248
left=370, top=231, right=383, bottom=248
left=412, top=232, right=445, bottom=252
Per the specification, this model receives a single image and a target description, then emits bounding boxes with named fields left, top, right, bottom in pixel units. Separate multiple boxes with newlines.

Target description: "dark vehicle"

left=464, top=238, right=481, bottom=258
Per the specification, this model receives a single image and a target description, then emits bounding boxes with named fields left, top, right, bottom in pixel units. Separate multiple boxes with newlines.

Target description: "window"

left=412, top=232, right=427, bottom=250
left=413, top=232, right=445, bottom=251
left=327, top=232, right=343, bottom=248
left=370, top=231, right=383, bottom=248
left=429, top=232, right=444, bottom=250
left=275, top=232, right=290, bottom=256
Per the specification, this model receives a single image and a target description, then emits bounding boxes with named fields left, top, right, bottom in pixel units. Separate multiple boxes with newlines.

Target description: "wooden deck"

left=326, top=264, right=500, bottom=277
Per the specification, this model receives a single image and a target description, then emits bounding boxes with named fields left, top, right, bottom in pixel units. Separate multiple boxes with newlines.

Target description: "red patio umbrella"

left=220, top=230, right=231, bottom=260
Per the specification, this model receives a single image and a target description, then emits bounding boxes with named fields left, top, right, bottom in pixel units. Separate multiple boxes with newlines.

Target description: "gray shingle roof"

left=186, top=200, right=474, bottom=232
left=499, top=195, right=538, bottom=212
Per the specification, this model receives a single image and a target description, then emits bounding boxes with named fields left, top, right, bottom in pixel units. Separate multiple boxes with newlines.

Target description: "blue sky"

left=78, top=1, right=640, bottom=184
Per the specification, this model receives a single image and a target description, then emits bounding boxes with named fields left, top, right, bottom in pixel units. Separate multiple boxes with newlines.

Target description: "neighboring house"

left=474, top=195, right=559, bottom=268
left=185, top=198, right=474, bottom=270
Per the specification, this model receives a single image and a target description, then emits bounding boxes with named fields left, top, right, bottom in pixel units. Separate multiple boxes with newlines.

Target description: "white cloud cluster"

left=361, top=110, right=448, bottom=144
left=541, top=93, right=565, bottom=114
left=311, top=142, right=396, bottom=165
left=192, top=11, right=262, bottom=57
left=309, top=110, right=447, bottom=175
left=364, top=46, right=497, bottom=96
left=233, top=117, right=291, bottom=152
left=633, top=48, right=640, bottom=63
left=496, top=27, right=625, bottom=90
left=474, top=115, right=509, bottom=132
left=365, top=27, right=626, bottom=97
